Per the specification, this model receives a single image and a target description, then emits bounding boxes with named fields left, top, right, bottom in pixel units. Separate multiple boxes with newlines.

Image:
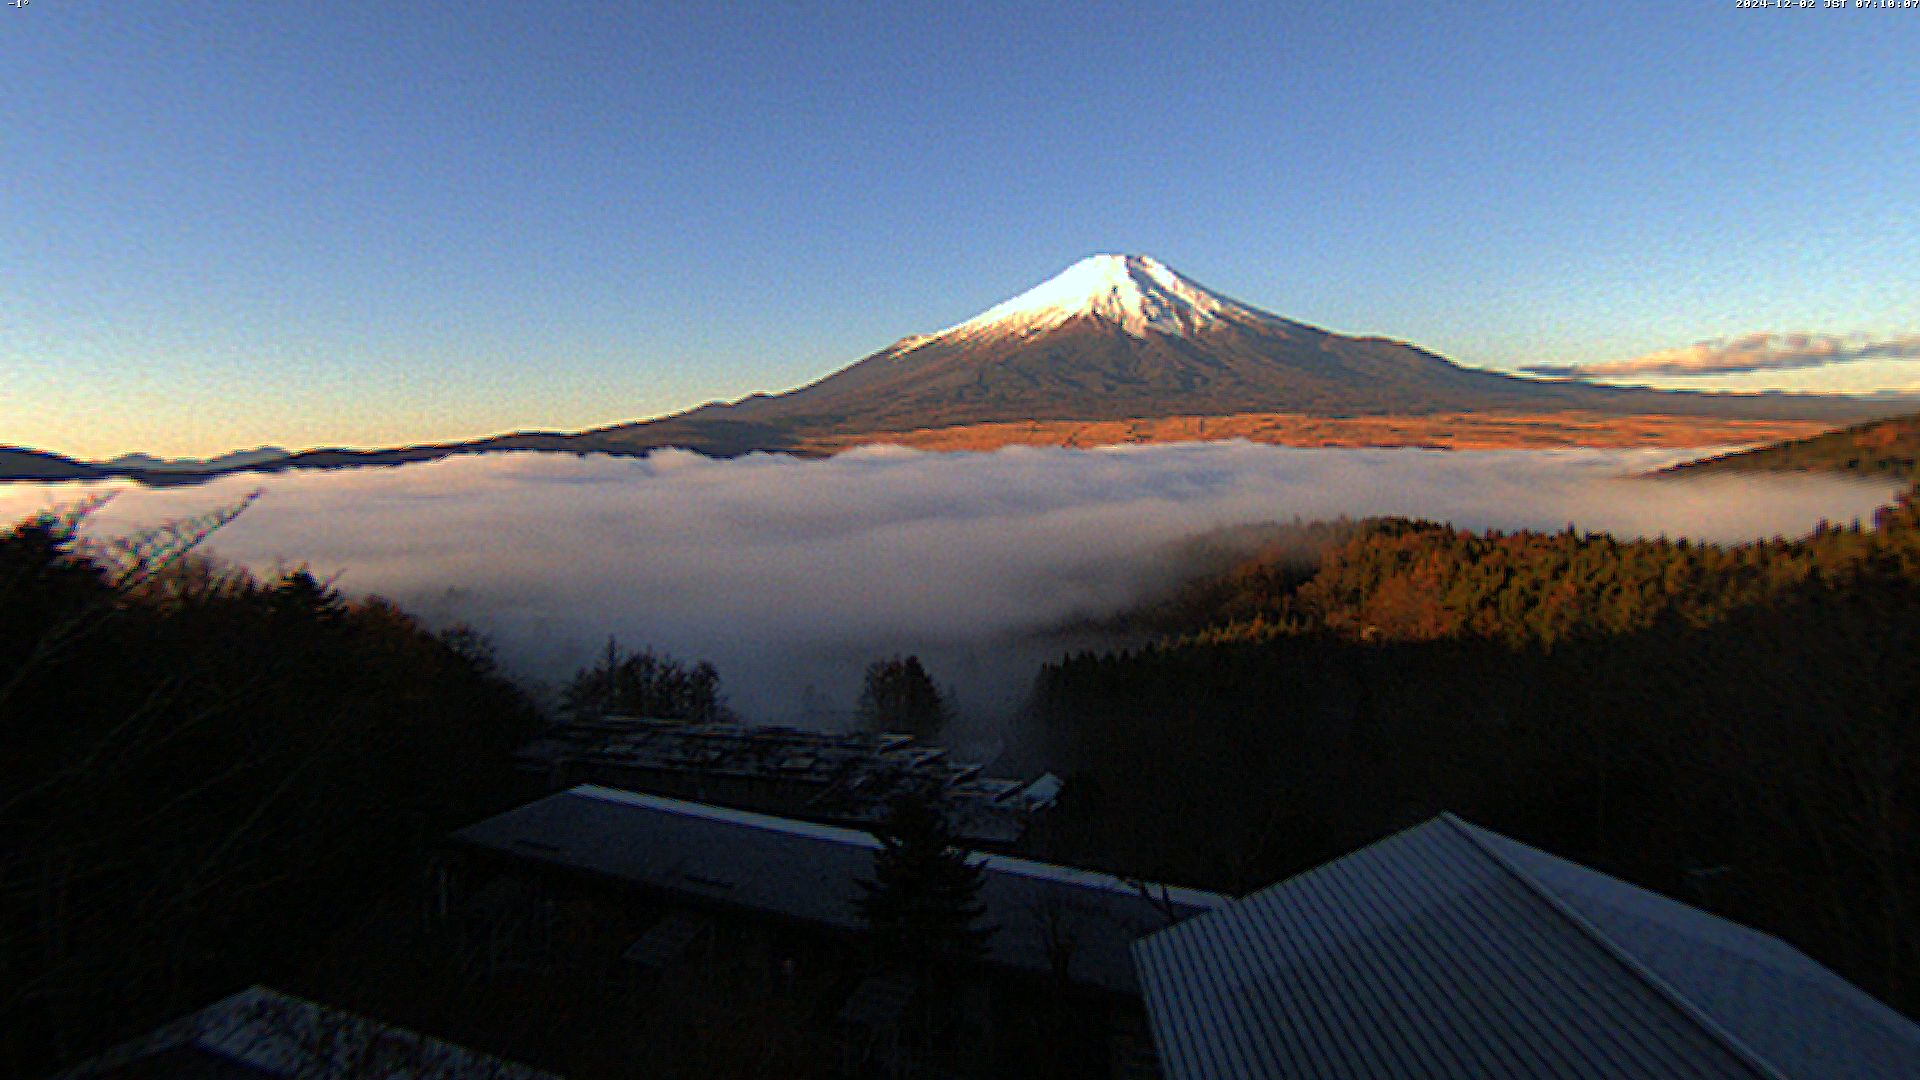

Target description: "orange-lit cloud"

left=1527, top=332, right=1920, bottom=379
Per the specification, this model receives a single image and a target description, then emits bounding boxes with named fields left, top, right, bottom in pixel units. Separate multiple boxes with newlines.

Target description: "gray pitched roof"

left=1132, top=814, right=1920, bottom=1080
left=1463, top=821, right=1920, bottom=1080
left=453, top=784, right=1227, bottom=994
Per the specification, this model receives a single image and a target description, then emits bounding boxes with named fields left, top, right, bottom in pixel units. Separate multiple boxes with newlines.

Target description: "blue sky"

left=4, top=2, right=1917, bottom=458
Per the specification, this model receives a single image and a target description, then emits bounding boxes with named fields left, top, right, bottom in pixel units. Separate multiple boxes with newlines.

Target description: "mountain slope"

left=0, top=448, right=104, bottom=481
left=1664, top=412, right=1920, bottom=481
left=592, top=254, right=1886, bottom=451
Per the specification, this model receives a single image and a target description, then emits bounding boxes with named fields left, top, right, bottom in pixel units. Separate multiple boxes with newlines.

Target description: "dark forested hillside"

left=0, top=502, right=539, bottom=1077
left=1031, top=487, right=1920, bottom=1017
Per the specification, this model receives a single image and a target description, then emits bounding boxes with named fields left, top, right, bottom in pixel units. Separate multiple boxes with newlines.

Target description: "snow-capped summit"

left=895, top=254, right=1274, bottom=352
left=561, top=251, right=1878, bottom=460
left=633, top=252, right=1706, bottom=442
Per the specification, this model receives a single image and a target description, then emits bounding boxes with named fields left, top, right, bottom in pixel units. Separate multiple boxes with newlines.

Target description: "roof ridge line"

left=570, top=784, right=883, bottom=846
left=570, top=784, right=1228, bottom=907
left=1440, top=813, right=1791, bottom=1080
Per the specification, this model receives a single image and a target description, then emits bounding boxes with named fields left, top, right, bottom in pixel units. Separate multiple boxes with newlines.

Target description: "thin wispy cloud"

left=1527, top=332, right=1920, bottom=379
left=0, top=445, right=1899, bottom=727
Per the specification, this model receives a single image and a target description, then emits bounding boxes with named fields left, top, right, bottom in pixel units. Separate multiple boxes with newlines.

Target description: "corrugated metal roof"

left=453, top=785, right=1227, bottom=994
left=1132, top=814, right=1920, bottom=1080
left=1459, top=821, right=1920, bottom=1080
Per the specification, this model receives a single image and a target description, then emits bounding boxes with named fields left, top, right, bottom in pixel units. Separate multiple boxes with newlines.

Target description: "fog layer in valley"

left=2, top=442, right=1900, bottom=731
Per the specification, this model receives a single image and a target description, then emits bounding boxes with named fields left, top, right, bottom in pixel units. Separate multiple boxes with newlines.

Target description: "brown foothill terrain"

left=793, top=410, right=1837, bottom=455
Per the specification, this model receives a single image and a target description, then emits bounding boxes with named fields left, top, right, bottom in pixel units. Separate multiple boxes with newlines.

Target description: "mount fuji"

left=14, top=254, right=1896, bottom=483
left=580, top=254, right=1882, bottom=455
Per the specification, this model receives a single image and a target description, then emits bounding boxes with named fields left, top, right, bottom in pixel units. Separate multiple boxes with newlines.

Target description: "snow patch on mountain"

left=892, top=254, right=1278, bottom=354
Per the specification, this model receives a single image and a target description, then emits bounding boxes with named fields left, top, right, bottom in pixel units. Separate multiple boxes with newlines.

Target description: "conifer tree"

left=855, top=790, right=992, bottom=979
left=856, top=654, right=950, bottom=740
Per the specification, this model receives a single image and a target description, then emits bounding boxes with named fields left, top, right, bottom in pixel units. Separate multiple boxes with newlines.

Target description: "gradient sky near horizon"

left=5, top=2, right=1918, bottom=460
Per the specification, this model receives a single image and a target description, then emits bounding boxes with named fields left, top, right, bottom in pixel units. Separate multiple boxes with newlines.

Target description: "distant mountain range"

left=6, top=255, right=1908, bottom=483
left=0, top=446, right=290, bottom=484
left=106, top=447, right=290, bottom=473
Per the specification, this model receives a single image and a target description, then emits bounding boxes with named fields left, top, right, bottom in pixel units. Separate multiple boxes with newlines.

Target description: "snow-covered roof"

left=52, top=985, right=560, bottom=1080
left=1132, top=814, right=1920, bottom=1080
left=1015, top=772, right=1065, bottom=808
left=514, top=716, right=1048, bottom=844
left=454, top=785, right=1227, bottom=994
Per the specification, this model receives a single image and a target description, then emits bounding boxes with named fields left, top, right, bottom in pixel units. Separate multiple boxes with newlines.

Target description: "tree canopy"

left=0, top=503, right=537, bottom=1077
left=561, top=638, right=732, bottom=723
left=856, top=654, right=950, bottom=740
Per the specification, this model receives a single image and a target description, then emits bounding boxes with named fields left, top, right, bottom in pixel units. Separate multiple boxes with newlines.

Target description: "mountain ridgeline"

left=0, top=447, right=108, bottom=482
left=1663, top=410, right=1920, bottom=482
left=13, top=255, right=1901, bottom=480
left=588, top=255, right=1884, bottom=452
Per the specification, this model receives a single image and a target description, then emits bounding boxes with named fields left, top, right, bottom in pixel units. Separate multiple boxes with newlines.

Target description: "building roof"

left=513, top=718, right=933, bottom=790
left=453, top=784, right=1227, bottom=994
left=51, top=986, right=560, bottom=1080
left=1132, top=814, right=1920, bottom=1080
left=515, top=717, right=1056, bottom=843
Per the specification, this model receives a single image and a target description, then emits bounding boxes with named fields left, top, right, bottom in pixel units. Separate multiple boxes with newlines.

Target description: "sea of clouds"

left=1, top=442, right=1901, bottom=732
